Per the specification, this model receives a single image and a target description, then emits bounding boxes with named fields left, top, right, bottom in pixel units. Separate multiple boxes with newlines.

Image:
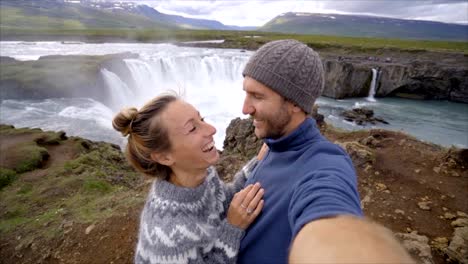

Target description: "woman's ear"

left=150, top=151, right=174, bottom=166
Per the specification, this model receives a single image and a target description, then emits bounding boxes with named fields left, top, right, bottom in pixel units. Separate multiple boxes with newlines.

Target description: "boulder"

left=335, top=141, right=375, bottom=167
left=216, top=118, right=263, bottom=180
left=395, top=231, right=434, bottom=264
left=446, top=217, right=468, bottom=264
left=341, top=107, right=389, bottom=126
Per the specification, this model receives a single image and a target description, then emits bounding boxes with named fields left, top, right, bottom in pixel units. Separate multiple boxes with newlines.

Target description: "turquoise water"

left=317, top=97, right=468, bottom=148
left=0, top=41, right=467, bottom=149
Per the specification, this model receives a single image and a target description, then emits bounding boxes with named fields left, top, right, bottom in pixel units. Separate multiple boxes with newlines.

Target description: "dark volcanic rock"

left=341, top=107, right=389, bottom=126
left=216, top=118, right=262, bottom=181
left=222, top=117, right=262, bottom=158
left=322, top=57, right=468, bottom=103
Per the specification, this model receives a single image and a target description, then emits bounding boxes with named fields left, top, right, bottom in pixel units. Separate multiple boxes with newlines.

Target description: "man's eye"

left=189, top=126, right=196, bottom=132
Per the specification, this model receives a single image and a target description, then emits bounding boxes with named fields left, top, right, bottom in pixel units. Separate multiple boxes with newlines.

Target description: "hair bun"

left=112, top=107, right=138, bottom=136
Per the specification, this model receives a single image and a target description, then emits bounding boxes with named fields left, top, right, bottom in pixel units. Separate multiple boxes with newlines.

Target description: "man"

left=238, top=39, right=412, bottom=263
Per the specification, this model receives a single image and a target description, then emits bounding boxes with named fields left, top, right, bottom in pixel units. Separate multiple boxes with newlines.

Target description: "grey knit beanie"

left=242, top=39, right=324, bottom=114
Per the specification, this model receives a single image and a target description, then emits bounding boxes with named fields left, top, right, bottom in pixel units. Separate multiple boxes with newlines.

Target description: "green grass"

left=0, top=7, right=86, bottom=30
left=0, top=216, right=30, bottom=233
left=283, top=34, right=468, bottom=53
left=17, top=183, right=33, bottom=195
left=0, top=125, right=42, bottom=135
left=0, top=126, right=145, bottom=246
left=0, top=168, right=17, bottom=190
left=0, top=4, right=172, bottom=30
left=2, top=27, right=465, bottom=53
left=14, top=143, right=49, bottom=173
left=83, top=179, right=112, bottom=194
left=1, top=0, right=466, bottom=53
left=260, top=13, right=467, bottom=42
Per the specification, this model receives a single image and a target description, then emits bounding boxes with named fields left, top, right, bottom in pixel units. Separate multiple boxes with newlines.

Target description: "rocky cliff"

left=1, top=49, right=467, bottom=104
left=321, top=51, right=468, bottom=103
left=183, top=40, right=468, bottom=104
left=0, top=53, right=138, bottom=108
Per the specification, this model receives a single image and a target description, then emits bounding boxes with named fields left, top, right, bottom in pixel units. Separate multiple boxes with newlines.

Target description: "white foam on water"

left=1, top=41, right=467, bottom=149
left=58, top=103, right=114, bottom=129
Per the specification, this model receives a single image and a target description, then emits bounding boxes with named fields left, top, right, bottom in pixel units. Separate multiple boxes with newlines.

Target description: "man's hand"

left=289, top=216, right=414, bottom=263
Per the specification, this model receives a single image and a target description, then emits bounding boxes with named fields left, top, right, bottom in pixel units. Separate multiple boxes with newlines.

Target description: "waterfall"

left=366, top=68, right=378, bottom=102
left=100, top=69, right=135, bottom=110
left=107, top=52, right=250, bottom=149
left=122, top=55, right=248, bottom=109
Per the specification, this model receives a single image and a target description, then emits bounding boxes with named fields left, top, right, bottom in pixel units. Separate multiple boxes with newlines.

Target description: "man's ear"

left=292, top=104, right=302, bottom=113
left=288, top=102, right=302, bottom=113
left=150, top=151, right=174, bottom=166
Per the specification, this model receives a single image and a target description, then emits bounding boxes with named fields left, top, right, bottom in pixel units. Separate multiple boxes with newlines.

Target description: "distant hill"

left=259, top=12, right=468, bottom=41
left=134, top=5, right=256, bottom=31
left=0, top=0, right=255, bottom=31
left=0, top=0, right=176, bottom=30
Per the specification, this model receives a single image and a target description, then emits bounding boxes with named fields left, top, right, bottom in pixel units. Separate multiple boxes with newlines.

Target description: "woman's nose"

left=204, top=121, right=216, bottom=136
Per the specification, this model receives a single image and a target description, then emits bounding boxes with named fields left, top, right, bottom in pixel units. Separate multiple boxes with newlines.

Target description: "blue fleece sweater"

left=238, top=118, right=363, bottom=264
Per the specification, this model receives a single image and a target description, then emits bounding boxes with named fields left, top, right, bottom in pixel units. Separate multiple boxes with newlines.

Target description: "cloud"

left=130, top=0, right=468, bottom=26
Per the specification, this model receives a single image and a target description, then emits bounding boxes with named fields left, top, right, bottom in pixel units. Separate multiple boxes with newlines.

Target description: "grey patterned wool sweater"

left=135, top=158, right=258, bottom=264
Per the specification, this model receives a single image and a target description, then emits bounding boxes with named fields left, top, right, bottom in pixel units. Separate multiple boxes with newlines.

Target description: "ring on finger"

left=246, top=208, right=253, bottom=215
left=240, top=204, right=247, bottom=209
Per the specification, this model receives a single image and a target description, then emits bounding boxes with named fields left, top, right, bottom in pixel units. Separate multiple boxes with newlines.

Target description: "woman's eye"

left=189, top=126, right=196, bottom=132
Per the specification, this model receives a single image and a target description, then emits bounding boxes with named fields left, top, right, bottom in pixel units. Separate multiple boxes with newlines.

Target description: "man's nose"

left=242, top=98, right=254, bottom=115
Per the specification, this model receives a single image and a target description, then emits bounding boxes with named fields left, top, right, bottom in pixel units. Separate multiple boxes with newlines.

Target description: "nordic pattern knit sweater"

left=134, top=158, right=258, bottom=264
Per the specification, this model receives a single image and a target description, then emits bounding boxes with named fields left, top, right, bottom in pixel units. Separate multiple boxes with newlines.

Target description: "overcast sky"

left=126, top=0, right=468, bottom=27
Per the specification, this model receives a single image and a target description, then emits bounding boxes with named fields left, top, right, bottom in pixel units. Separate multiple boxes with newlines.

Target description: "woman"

left=112, top=94, right=264, bottom=264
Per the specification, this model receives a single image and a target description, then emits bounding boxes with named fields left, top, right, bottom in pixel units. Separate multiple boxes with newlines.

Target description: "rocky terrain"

left=0, top=113, right=467, bottom=263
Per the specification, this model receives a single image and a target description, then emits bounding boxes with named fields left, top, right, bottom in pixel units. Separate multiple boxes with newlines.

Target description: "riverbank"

left=2, top=40, right=467, bottom=104
left=0, top=119, right=466, bottom=264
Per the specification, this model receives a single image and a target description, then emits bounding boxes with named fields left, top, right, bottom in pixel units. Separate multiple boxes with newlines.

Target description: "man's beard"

left=257, top=101, right=291, bottom=139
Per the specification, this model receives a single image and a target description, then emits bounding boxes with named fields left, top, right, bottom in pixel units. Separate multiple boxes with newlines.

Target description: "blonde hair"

left=112, top=94, right=178, bottom=179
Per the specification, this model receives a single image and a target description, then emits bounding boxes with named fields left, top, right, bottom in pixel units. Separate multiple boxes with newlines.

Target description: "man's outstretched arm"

left=289, top=216, right=414, bottom=264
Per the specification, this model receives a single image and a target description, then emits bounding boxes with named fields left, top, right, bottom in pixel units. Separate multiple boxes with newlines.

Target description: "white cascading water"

left=1, top=42, right=467, bottom=148
left=102, top=52, right=250, bottom=149
left=366, top=68, right=378, bottom=102
left=100, top=68, right=136, bottom=110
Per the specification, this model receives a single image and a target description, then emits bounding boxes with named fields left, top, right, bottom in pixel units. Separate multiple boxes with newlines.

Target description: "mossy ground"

left=0, top=125, right=145, bottom=248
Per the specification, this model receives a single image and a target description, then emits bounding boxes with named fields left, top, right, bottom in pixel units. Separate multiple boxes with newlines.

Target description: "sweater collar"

left=264, top=117, right=320, bottom=152
left=153, top=167, right=215, bottom=203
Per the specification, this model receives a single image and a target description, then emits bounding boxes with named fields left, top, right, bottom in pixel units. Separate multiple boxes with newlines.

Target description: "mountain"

left=0, top=0, right=175, bottom=30
left=126, top=5, right=255, bottom=31
left=259, top=12, right=468, bottom=41
left=0, top=0, right=256, bottom=31
left=134, top=5, right=227, bottom=30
